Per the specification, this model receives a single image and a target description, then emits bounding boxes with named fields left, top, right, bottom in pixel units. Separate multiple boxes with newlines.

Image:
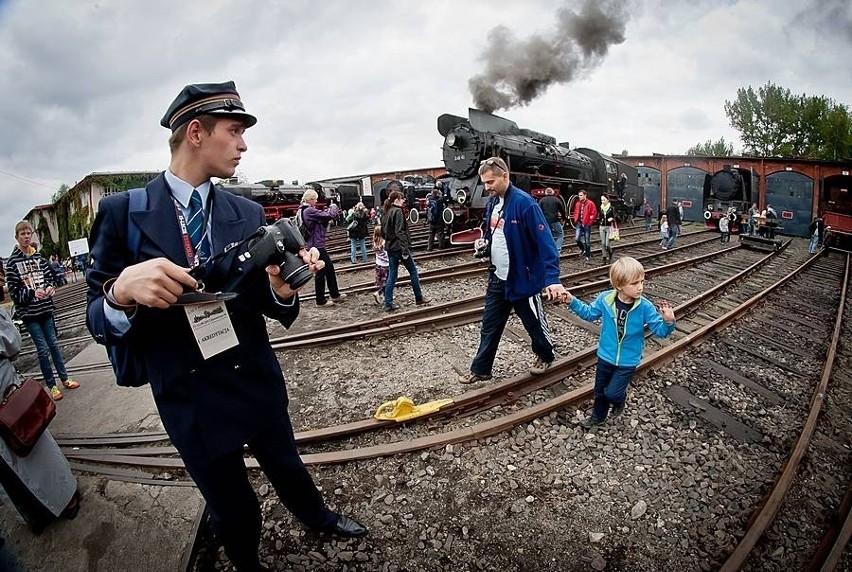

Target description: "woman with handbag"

left=598, top=195, right=616, bottom=264
left=0, top=307, right=79, bottom=534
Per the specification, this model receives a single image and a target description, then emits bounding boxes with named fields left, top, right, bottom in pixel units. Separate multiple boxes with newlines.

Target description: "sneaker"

left=317, top=300, right=336, bottom=307
left=529, top=357, right=553, bottom=375
left=415, top=297, right=430, bottom=306
left=459, top=372, right=492, bottom=384
left=331, top=293, right=347, bottom=302
left=580, top=416, right=604, bottom=429
left=62, top=379, right=80, bottom=389
left=373, top=291, right=383, bottom=306
left=610, top=403, right=625, bottom=418
left=383, top=304, right=399, bottom=312
left=49, top=386, right=63, bottom=401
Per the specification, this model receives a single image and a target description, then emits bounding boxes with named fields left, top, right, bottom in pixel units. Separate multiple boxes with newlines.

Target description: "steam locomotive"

left=436, top=108, right=640, bottom=238
left=701, top=166, right=754, bottom=232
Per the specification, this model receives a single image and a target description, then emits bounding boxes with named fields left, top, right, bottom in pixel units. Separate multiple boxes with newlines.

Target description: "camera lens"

left=280, top=252, right=312, bottom=289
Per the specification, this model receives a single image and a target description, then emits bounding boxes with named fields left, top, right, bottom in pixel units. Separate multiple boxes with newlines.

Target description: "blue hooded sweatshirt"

left=569, top=290, right=675, bottom=367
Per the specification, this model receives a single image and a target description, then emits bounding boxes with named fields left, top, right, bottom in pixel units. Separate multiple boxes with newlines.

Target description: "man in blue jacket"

left=460, top=157, right=567, bottom=384
left=85, top=81, right=365, bottom=571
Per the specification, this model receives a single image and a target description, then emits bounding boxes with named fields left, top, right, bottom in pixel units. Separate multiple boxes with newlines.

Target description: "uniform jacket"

left=5, top=246, right=57, bottom=322
left=569, top=290, right=675, bottom=367
left=572, top=198, right=598, bottom=227
left=86, top=173, right=300, bottom=458
left=481, top=184, right=561, bottom=301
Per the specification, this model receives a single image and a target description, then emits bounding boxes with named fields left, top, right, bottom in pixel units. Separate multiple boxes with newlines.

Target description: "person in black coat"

left=85, top=81, right=365, bottom=571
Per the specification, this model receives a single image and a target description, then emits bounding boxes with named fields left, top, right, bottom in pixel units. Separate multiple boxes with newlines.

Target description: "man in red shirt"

left=572, top=190, right=598, bottom=261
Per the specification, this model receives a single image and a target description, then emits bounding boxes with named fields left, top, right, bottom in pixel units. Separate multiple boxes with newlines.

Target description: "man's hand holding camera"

left=111, top=258, right=198, bottom=309
left=266, top=247, right=324, bottom=300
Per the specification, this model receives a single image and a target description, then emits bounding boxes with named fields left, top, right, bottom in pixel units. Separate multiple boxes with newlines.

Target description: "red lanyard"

left=171, top=198, right=209, bottom=268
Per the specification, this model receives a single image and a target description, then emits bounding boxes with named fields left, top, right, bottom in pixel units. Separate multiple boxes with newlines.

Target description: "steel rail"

left=61, top=242, right=790, bottom=464
left=720, top=251, right=851, bottom=571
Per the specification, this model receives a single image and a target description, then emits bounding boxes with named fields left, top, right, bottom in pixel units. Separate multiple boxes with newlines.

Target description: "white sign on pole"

left=68, top=238, right=90, bottom=257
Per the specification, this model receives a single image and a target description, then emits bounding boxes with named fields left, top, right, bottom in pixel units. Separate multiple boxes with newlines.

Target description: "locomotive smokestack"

left=469, top=0, right=630, bottom=113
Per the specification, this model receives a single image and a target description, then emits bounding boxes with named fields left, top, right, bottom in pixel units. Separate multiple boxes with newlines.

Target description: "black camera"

left=473, top=240, right=490, bottom=259
left=235, top=218, right=312, bottom=289
left=191, top=218, right=312, bottom=296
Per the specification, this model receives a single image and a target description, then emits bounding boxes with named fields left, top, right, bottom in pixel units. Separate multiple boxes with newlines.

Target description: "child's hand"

left=658, top=300, right=675, bottom=324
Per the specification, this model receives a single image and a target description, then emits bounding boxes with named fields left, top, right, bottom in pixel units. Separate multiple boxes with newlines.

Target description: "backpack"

left=293, top=205, right=311, bottom=241
left=105, top=188, right=150, bottom=387
left=427, top=199, right=440, bottom=224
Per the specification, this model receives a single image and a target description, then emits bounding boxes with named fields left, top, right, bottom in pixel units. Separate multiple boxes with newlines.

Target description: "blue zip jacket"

left=482, top=183, right=560, bottom=300
left=569, top=290, right=675, bottom=367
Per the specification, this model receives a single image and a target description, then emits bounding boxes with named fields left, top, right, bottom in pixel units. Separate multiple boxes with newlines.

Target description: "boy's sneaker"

left=62, top=379, right=80, bottom=389
left=49, top=386, right=63, bottom=401
left=459, top=372, right=492, bottom=384
left=579, top=416, right=604, bottom=429
left=610, top=403, right=625, bottom=418
left=529, top=357, right=553, bottom=375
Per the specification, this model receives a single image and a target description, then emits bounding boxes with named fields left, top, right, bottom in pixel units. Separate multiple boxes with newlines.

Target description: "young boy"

left=562, top=257, right=676, bottom=427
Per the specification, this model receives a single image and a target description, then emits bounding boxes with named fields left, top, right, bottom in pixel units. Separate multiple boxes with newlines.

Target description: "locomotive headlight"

left=446, top=133, right=460, bottom=148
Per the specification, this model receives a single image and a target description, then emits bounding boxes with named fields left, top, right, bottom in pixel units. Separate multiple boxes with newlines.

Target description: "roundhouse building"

left=621, top=155, right=852, bottom=238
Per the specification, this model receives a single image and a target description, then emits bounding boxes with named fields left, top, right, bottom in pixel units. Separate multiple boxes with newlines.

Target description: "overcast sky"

left=1, top=0, right=850, bottom=257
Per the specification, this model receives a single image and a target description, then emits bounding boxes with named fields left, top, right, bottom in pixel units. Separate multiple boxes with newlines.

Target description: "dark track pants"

left=470, top=272, right=554, bottom=376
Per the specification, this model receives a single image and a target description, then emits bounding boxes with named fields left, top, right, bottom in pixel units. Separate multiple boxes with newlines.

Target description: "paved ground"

left=0, top=340, right=204, bottom=572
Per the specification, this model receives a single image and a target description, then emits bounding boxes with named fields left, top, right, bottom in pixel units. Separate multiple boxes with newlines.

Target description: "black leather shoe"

left=328, top=515, right=367, bottom=538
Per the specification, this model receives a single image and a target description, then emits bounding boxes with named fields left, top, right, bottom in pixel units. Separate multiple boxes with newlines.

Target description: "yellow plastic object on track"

left=373, top=396, right=455, bottom=422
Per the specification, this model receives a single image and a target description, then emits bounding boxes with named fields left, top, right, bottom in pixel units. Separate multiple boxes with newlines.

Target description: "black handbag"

left=0, top=378, right=56, bottom=456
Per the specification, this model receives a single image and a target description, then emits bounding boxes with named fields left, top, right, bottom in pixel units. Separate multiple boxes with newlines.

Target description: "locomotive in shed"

left=701, top=165, right=755, bottom=233
left=436, top=108, right=640, bottom=239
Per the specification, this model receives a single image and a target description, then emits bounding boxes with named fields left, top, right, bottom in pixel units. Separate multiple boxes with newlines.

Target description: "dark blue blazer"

left=86, top=173, right=299, bottom=458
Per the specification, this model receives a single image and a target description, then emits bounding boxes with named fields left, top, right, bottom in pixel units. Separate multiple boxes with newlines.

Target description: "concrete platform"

left=0, top=341, right=204, bottom=571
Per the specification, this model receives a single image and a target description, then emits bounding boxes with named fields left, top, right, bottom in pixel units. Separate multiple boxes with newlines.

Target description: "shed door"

left=766, top=171, right=813, bottom=237
left=667, top=166, right=707, bottom=222
left=638, top=167, right=661, bottom=217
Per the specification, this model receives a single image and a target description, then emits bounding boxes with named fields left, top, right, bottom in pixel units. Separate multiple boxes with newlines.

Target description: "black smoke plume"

left=469, top=0, right=631, bottom=113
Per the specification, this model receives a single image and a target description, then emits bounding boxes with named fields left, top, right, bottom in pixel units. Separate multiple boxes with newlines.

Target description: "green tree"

left=724, top=82, right=852, bottom=160
left=686, top=137, right=734, bottom=156
left=52, top=183, right=69, bottom=203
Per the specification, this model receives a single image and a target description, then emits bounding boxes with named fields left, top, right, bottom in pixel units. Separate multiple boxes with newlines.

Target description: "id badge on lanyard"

left=172, top=197, right=238, bottom=359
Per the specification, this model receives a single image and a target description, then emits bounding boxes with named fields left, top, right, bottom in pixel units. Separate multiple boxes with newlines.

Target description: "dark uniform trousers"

left=85, top=174, right=335, bottom=570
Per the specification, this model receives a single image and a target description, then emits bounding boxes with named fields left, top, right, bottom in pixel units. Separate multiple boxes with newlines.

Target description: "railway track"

left=41, top=232, right=851, bottom=569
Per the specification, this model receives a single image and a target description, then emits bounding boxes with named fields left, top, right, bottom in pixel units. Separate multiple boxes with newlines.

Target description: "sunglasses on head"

left=480, top=158, right=506, bottom=173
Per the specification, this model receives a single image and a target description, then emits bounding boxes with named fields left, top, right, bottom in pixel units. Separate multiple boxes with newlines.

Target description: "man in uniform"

left=85, top=81, right=365, bottom=571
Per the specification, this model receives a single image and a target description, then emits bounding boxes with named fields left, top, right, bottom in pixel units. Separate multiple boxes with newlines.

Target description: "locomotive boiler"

left=436, top=108, right=639, bottom=239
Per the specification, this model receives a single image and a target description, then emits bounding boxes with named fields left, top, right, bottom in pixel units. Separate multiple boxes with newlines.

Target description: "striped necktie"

left=187, top=189, right=210, bottom=262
